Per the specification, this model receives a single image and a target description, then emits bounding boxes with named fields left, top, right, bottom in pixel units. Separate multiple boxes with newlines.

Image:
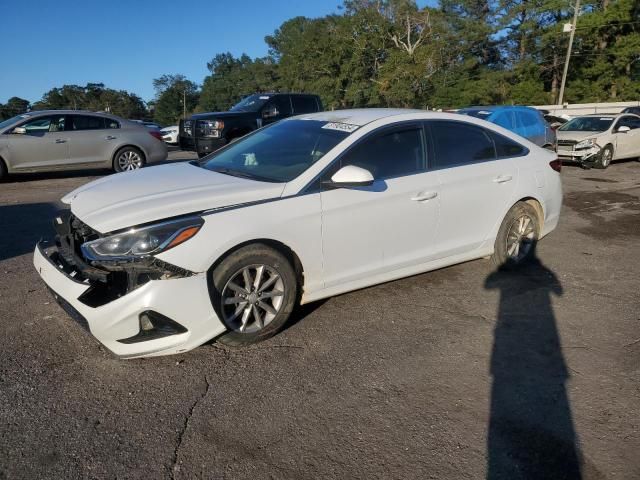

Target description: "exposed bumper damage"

left=557, top=143, right=605, bottom=167
left=33, top=211, right=226, bottom=358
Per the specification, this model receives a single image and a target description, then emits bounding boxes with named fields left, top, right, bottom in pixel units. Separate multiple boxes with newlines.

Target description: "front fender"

left=155, top=193, right=325, bottom=295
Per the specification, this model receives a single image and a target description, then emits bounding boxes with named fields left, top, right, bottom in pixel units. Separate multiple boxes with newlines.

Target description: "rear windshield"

left=200, top=119, right=353, bottom=182
left=559, top=117, right=614, bottom=132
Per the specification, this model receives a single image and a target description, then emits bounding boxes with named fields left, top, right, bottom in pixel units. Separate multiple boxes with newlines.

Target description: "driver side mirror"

left=12, top=126, right=26, bottom=135
left=262, top=105, right=279, bottom=119
left=322, top=165, right=374, bottom=189
left=617, top=125, right=631, bottom=133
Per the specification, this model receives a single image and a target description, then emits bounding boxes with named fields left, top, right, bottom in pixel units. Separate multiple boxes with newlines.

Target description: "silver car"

left=0, top=110, right=168, bottom=180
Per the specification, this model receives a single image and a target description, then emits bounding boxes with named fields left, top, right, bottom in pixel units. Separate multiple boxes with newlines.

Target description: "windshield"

left=229, top=94, right=271, bottom=112
left=0, top=114, right=30, bottom=131
left=200, top=120, right=353, bottom=182
left=559, top=116, right=614, bottom=132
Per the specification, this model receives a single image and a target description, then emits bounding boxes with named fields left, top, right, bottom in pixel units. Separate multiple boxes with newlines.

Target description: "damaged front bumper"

left=557, top=144, right=604, bottom=166
left=33, top=216, right=226, bottom=358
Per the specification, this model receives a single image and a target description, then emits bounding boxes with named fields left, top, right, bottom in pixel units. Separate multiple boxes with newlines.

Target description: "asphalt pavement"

left=1, top=152, right=639, bottom=479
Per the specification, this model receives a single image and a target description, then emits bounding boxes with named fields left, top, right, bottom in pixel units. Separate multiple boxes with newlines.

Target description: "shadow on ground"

left=0, top=202, right=60, bottom=261
left=485, top=255, right=582, bottom=480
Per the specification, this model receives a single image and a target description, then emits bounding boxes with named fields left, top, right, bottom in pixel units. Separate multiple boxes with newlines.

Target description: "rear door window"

left=429, top=121, right=496, bottom=168
left=291, top=96, right=319, bottom=114
left=491, top=132, right=528, bottom=158
left=105, top=118, right=120, bottom=129
left=70, top=115, right=106, bottom=130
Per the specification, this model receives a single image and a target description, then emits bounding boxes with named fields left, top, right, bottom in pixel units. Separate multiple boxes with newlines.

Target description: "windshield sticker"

left=600, top=117, right=613, bottom=120
left=322, top=122, right=359, bottom=133
left=259, top=96, right=270, bottom=100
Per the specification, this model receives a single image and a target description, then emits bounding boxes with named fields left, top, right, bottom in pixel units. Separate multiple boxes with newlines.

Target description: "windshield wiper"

left=210, top=167, right=277, bottom=183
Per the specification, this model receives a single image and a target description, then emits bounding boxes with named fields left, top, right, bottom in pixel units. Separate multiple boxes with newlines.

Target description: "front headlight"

left=201, top=120, right=224, bottom=138
left=575, top=138, right=597, bottom=149
left=81, top=216, right=203, bottom=261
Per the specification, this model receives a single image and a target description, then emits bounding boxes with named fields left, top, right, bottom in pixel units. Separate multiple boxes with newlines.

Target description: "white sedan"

left=33, top=109, right=563, bottom=358
left=160, top=125, right=179, bottom=144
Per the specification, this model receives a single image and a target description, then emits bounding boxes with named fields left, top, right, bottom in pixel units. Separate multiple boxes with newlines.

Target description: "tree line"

left=0, top=83, right=147, bottom=121
left=3, top=0, right=638, bottom=126
left=153, top=0, right=639, bottom=125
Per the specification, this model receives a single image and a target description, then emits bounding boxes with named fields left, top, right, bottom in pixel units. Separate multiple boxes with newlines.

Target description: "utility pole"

left=558, top=0, right=581, bottom=106
left=183, top=90, right=186, bottom=120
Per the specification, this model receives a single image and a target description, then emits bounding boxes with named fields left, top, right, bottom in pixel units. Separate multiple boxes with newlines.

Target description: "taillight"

left=149, top=130, right=163, bottom=141
left=549, top=158, right=562, bottom=172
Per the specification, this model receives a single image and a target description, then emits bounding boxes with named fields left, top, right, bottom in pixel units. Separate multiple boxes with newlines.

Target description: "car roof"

left=575, top=113, right=627, bottom=118
left=295, top=108, right=424, bottom=126
left=17, top=110, right=123, bottom=119
left=458, top=105, right=539, bottom=113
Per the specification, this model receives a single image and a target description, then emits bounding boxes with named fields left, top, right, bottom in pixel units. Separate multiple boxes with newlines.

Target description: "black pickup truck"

left=179, top=92, right=323, bottom=157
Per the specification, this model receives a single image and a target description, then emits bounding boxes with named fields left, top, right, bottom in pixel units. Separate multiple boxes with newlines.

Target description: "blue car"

left=457, top=106, right=556, bottom=150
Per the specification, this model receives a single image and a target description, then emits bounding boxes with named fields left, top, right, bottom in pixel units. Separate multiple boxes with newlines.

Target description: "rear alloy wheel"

left=212, top=244, right=298, bottom=346
left=114, top=147, right=145, bottom=172
left=594, top=145, right=613, bottom=169
left=492, top=202, right=540, bottom=268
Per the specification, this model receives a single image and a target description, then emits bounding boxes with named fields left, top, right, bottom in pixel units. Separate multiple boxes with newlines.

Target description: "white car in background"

left=33, top=109, right=562, bottom=358
left=160, top=125, right=179, bottom=145
left=556, top=113, right=640, bottom=168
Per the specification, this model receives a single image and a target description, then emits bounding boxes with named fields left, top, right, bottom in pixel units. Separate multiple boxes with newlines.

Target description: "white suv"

left=556, top=113, right=640, bottom=169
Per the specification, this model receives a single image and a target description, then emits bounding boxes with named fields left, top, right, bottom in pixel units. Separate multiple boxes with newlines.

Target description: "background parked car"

left=160, top=125, right=179, bottom=144
left=621, top=106, right=640, bottom=116
left=130, top=119, right=163, bottom=130
left=0, top=110, right=168, bottom=180
left=556, top=113, right=640, bottom=169
left=542, top=113, right=569, bottom=130
left=457, top=106, right=556, bottom=150
left=179, top=92, right=323, bottom=157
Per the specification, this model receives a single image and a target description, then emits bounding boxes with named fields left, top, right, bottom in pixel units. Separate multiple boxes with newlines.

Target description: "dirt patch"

left=564, top=190, right=640, bottom=239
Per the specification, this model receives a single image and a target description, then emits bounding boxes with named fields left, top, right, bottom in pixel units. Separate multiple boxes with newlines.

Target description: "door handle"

left=493, top=175, right=513, bottom=184
left=55, top=139, right=67, bottom=144
left=105, top=135, right=117, bottom=140
left=411, top=191, right=438, bottom=202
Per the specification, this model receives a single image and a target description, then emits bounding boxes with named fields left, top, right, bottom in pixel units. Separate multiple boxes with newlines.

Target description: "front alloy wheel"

left=212, top=244, right=298, bottom=346
left=221, top=265, right=285, bottom=334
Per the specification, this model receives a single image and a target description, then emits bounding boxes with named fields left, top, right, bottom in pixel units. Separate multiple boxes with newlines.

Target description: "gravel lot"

left=1, top=151, right=639, bottom=479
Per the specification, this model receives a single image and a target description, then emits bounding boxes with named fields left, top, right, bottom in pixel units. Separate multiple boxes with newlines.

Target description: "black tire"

left=492, top=202, right=540, bottom=269
left=211, top=244, right=298, bottom=346
left=0, top=158, right=7, bottom=182
left=113, top=146, right=145, bottom=173
left=594, top=145, right=613, bottom=169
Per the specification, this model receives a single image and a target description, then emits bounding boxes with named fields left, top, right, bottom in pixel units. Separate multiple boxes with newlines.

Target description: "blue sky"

left=1, top=0, right=434, bottom=104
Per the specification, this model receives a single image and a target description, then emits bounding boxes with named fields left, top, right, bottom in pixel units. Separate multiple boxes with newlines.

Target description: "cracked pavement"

left=1, top=152, right=639, bottom=479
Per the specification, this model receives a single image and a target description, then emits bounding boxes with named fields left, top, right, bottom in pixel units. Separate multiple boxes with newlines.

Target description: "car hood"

left=556, top=130, right=603, bottom=142
left=62, top=162, right=285, bottom=233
